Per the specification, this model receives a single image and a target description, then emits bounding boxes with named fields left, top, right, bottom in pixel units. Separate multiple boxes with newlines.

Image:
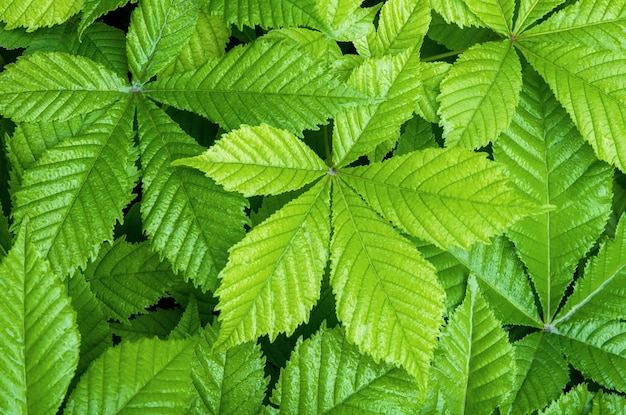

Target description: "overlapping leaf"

left=450, top=235, right=541, bottom=327
left=558, top=320, right=626, bottom=393
left=539, top=383, right=594, bottom=415
left=268, top=326, right=420, bottom=414
left=137, top=98, right=248, bottom=290
left=494, top=68, right=613, bottom=320
left=0, top=52, right=127, bottom=122
left=188, top=323, right=267, bottom=415
left=340, top=148, right=541, bottom=249
left=11, top=98, right=138, bottom=276
left=504, top=332, right=569, bottom=415
left=148, top=37, right=370, bottom=135
left=206, top=0, right=375, bottom=41
left=83, top=238, right=181, bottom=322
left=430, top=0, right=484, bottom=28
left=425, top=277, right=515, bottom=414
left=332, top=48, right=422, bottom=166
left=214, top=180, right=331, bottom=350
left=175, top=124, right=327, bottom=197
left=0, top=225, right=79, bottom=415
left=438, top=40, right=522, bottom=149
left=127, top=0, right=202, bottom=82
left=514, top=0, right=565, bottom=33
left=521, top=0, right=626, bottom=49
left=555, top=215, right=626, bottom=324
left=355, top=0, right=430, bottom=57
left=64, top=337, right=196, bottom=414
left=0, top=0, right=82, bottom=31
left=79, top=0, right=133, bottom=37
left=463, top=0, right=514, bottom=35
left=517, top=41, right=626, bottom=171
left=330, top=184, right=445, bottom=389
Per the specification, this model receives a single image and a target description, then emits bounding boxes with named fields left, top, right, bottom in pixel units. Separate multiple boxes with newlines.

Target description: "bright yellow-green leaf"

left=462, top=0, right=514, bottom=35
left=0, top=0, right=82, bottom=31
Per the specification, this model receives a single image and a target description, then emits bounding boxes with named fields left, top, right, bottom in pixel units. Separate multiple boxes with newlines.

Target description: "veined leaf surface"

left=462, top=0, right=514, bottom=35
left=175, top=124, right=327, bottom=197
left=148, top=36, right=371, bottom=136
left=0, top=52, right=127, bottom=122
left=330, top=184, right=445, bottom=389
left=0, top=0, right=82, bottom=31
left=0, top=225, right=80, bottom=415
left=127, top=0, right=202, bottom=82
left=438, top=40, right=522, bottom=149
left=539, top=383, right=594, bottom=415
left=514, top=0, right=565, bottom=33
left=137, top=98, right=248, bottom=290
left=64, top=337, right=196, bottom=414
left=12, top=98, right=138, bottom=276
left=214, top=180, right=331, bottom=350
left=269, top=326, right=420, bottom=414
left=494, top=67, right=613, bottom=321
left=555, top=215, right=626, bottom=324
left=339, top=148, right=541, bottom=249
left=425, top=276, right=514, bottom=414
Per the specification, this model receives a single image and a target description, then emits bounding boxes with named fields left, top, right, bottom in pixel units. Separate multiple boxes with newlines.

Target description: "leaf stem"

left=421, top=48, right=468, bottom=62
left=323, top=124, right=332, bottom=166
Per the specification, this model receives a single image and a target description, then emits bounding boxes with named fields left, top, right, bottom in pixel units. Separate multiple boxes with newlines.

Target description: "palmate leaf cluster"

left=0, top=0, right=626, bottom=413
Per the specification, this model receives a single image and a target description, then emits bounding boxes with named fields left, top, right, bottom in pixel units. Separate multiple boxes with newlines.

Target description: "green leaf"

left=111, top=308, right=183, bottom=342
left=136, top=98, right=248, bottom=290
left=339, top=148, right=542, bottom=249
left=0, top=52, right=127, bottom=122
left=555, top=215, right=626, bottom=324
left=355, top=0, right=430, bottom=57
left=521, top=0, right=626, bottom=49
left=0, top=0, right=82, bottom=31
left=396, top=116, right=437, bottom=156
left=161, top=8, right=231, bottom=76
left=592, top=390, right=626, bottom=415
left=0, top=225, right=80, bottom=415
left=71, top=22, right=129, bottom=77
left=430, top=0, right=484, bottom=28
left=84, top=238, right=181, bottom=322
left=330, top=183, right=445, bottom=390
left=514, top=0, right=565, bottom=33
left=187, top=323, right=267, bottom=415
left=147, top=37, right=371, bottom=136
left=11, top=98, right=138, bottom=276
left=427, top=13, right=494, bottom=51
left=269, top=326, right=420, bottom=414
left=438, top=40, right=522, bottom=149
left=494, top=67, right=613, bottom=321
left=175, top=124, right=327, bottom=197
left=64, top=337, right=196, bottom=414
left=503, top=332, right=569, bottom=415
left=127, top=0, right=202, bottom=83
left=79, top=0, right=133, bottom=38
left=415, top=61, right=450, bottom=123
left=462, top=0, right=514, bottom=35
left=558, top=319, right=626, bottom=393
left=67, top=272, right=112, bottom=377
left=517, top=41, right=626, bottom=171
left=332, top=49, right=422, bottom=167
left=214, top=179, right=331, bottom=350
left=539, top=383, right=593, bottom=415
left=449, top=236, right=542, bottom=327
left=206, top=0, right=376, bottom=41
left=0, top=204, right=10, bottom=258
left=426, top=276, right=515, bottom=415
left=169, top=295, right=201, bottom=339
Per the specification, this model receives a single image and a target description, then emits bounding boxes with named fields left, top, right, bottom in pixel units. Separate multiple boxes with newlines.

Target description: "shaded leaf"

left=0, top=0, right=82, bottom=31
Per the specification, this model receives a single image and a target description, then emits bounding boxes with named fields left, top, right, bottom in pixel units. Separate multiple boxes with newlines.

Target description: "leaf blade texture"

left=514, top=0, right=565, bottom=33
left=175, top=123, right=327, bottom=197
left=0, top=51, right=127, bottom=122
left=462, top=0, right=514, bottom=35
left=438, top=40, right=522, bottom=149
left=147, top=36, right=371, bottom=136
left=425, top=276, right=515, bottom=414
left=269, top=326, right=420, bottom=414
left=137, top=98, right=248, bottom=290
left=340, top=148, right=542, bottom=249
left=126, top=0, right=202, bottom=82
left=214, top=179, right=331, bottom=350
left=558, top=319, right=626, bottom=393
left=0, top=0, right=82, bottom=31
left=556, top=215, right=626, bottom=324
left=187, top=323, right=267, bottom=415
left=494, top=67, right=613, bottom=321
left=517, top=41, right=626, bottom=171
left=539, top=383, right=594, bottom=415
left=11, top=98, right=138, bottom=276
left=330, top=183, right=445, bottom=391
left=64, top=337, right=196, bottom=414
left=0, top=225, right=80, bottom=415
